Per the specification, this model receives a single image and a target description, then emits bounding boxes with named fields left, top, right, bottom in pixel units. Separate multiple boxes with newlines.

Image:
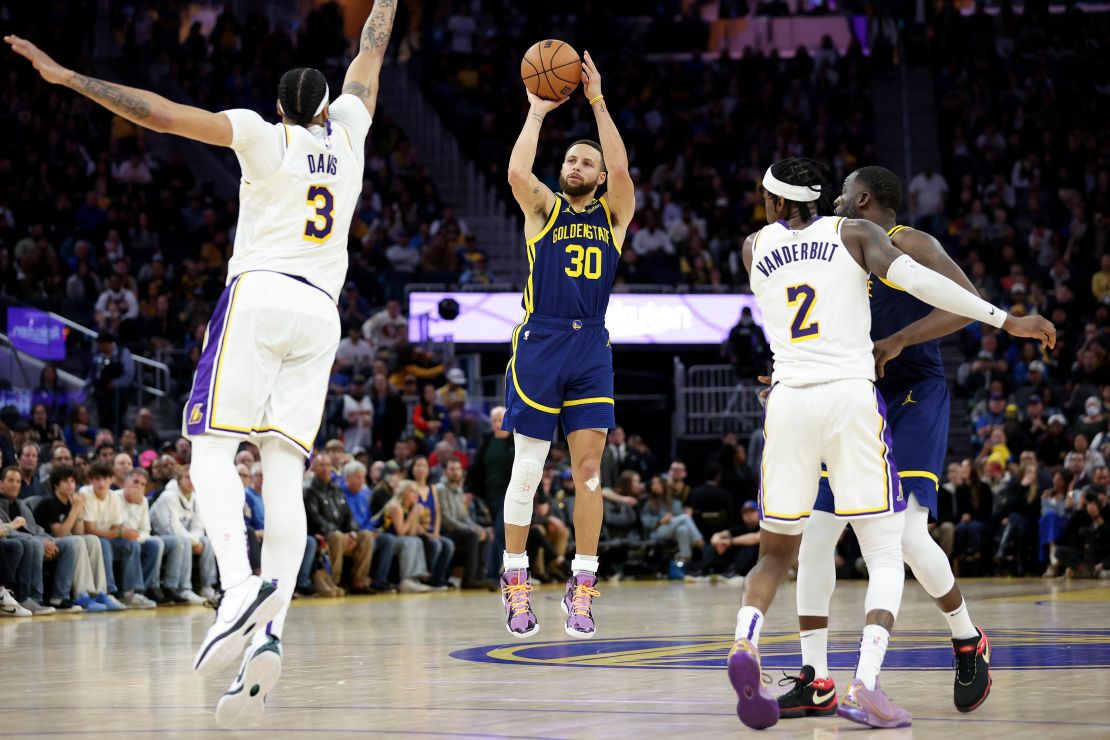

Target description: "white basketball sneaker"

left=193, top=577, right=282, bottom=676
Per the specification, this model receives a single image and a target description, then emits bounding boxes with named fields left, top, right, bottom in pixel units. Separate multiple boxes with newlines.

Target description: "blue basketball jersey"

left=869, top=224, right=946, bottom=389
left=522, top=194, right=620, bottom=319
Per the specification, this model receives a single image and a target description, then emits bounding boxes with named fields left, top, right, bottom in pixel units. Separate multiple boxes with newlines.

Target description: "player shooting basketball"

left=7, top=0, right=397, bottom=728
left=498, top=50, right=634, bottom=639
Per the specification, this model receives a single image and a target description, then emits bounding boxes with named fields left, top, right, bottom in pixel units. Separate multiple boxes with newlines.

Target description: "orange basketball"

left=520, top=40, right=582, bottom=101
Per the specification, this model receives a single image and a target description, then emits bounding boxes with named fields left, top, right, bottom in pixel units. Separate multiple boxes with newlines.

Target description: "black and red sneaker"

left=777, top=665, right=838, bottom=719
left=952, top=627, right=992, bottom=712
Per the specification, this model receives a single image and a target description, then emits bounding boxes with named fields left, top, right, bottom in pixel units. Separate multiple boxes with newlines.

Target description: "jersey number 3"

left=304, top=185, right=335, bottom=242
left=565, top=244, right=602, bottom=280
left=786, top=284, right=819, bottom=342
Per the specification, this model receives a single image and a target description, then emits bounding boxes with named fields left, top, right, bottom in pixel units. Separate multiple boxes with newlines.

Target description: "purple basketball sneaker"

left=727, top=639, right=778, bottom=730
left=560, top=573, right=600, bottom=638
left=837, top=678, right=912, bottom=729
left=500, top=569, right=538, bottom=637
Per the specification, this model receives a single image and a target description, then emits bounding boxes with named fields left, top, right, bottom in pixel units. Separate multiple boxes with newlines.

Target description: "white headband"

left=763, top=166, right=822, bottom=202
left=277, top=82, right=329, bottom=121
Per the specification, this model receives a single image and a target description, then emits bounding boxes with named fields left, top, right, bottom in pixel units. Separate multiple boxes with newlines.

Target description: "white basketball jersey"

left=749, top=216, right=875, bottom=386
left=226, top=96, right=369, bottom=302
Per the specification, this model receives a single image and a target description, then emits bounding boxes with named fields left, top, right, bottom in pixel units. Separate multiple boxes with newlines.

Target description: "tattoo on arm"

left=597, top=103, right=607, bottom=114
left=69, top=74, right=151, bottom=120
left=530, top=112, right=543, bottom=122
left=360, top=0, right=397, bottom=55
left=342, top=81, right=371, bottom=101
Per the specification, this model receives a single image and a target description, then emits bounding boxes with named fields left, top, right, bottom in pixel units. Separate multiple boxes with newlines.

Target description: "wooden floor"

left=4, top=577, right=1109, bottom=738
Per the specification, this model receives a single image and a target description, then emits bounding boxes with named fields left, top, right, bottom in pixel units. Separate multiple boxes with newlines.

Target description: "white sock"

left=855, top=624, right=889, bottom=690
left=571, top=554, right=599, bottom=575
left=800, top=628, right=829, bottom=679
left=944, top=599, right=978, bottom=640
left=190, top=435, right=252, bottom=589
left=503, top=551, right=529, bottom=571
left=735, top=606, right=764, bottom=644
left=257, top=437, right=310, bottom=640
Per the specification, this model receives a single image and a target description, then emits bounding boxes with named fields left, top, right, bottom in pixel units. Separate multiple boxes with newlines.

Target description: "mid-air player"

left=499, top=52, right=634, bottom=638
left=728, top=158, right=1054, bottom=730
left=6, top=0, right=396, bottom=727
left=777, top=166, right=993, bottom=721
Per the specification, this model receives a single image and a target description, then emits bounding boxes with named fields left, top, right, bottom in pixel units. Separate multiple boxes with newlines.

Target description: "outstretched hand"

left=525, top=88, right=568, bottom=115
left=1002, top=314, right=1057, bottom=349
left=872, top=335, right=907, bottom=379
left=582, top=51, right=602, bottom=100
left=4, top=35, right=69, bottom=85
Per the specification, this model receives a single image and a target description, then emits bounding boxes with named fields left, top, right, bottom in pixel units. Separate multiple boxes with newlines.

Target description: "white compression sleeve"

left=886, top=255, right=1007, bottom=329
left=503, top=433, right=552, bottom=526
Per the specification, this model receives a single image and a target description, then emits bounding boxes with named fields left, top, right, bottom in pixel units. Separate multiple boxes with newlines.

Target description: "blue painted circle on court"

left=451, top=628, right=1110, bottom=670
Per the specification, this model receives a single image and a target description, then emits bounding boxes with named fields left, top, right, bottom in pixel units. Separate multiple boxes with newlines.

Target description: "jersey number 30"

left=565, top=244, right=602, bottom=280
left=786, top=284, right=819, bottom=342
left=304, top=185, right=335, bottom=242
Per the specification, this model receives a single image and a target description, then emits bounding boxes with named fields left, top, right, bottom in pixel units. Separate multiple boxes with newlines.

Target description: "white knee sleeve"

left=901, top=498, right=956, bottom=599
left=503, top=433, right=551, bottom=526
left=854, top=512, right=906, bottom=620
left=797, top=511, right=845, bottom=617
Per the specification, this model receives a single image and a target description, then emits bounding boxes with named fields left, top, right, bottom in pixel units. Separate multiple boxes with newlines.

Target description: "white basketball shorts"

left=183, top=270, right=340, bottom=456
left=758, top=378, right=905, bottom=535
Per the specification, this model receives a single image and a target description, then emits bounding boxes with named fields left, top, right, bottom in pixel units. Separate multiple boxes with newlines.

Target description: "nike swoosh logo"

left=813, top=689, right=836, bottom=704
left=989, top=308, right=995, bottom=315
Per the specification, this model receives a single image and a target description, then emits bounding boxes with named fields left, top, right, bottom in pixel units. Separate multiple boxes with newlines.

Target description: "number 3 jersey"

left=522, top=193, right=619, bottom=319
left=748, top=216, right=875, bottom=386
left=222, top=94, right=371, bottom=303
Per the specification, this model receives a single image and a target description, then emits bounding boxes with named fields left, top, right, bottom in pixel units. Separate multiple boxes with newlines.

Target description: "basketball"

left=520, top=39, right=581, bottom=100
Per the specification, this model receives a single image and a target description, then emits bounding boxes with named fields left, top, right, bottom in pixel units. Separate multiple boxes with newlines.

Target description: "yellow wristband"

left=588, top=94, right=604, bottom=106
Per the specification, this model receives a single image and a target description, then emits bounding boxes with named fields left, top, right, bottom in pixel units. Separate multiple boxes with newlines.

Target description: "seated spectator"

left=413, top=383, right=450, bottom=448
left=63, top=405, right=97, bottom=458
left=1037, top=414, right=1073, bottom=467
left=436, top=368, right=470, bottom=438
left=17, top=443, right=47, bottom=500
left=342, top=376, right=374, bottom=453
left=693, top=499, right=761, bottom=583
left=244, top=462, right=318, bottom=599
left=118, top=467, right=201, bottom=605
left=408, top=455, right=454, bottom=589
left=954, top=460, right=994, bottom=572
left=1075, top=396, right=1109, bottom=442
left=641, top=474, right=705, bottom=572
left=0, top=466, right=56, bottom=614
left=150, top=465, right=218, bottom=600
left=371, top=460, right=403, bottom=517
left=687, top=463, right=734, bottom=530
left=376, top=480, right=432, bottom=592
left=1074, top=434, right=1106, bottom=477
left=35, top=465, right=111, bottom=612
left=435, top=456, right=493, bottom=589
left=666, top=460, right=691, bottom=503
left=133, top=408, right=162, bottom=452
left=303, top=453, right=375, bottom=595
left=1040, top=470, right=1072, bottom=577
left=362, top=299, right=408, bottom=354
left=336, top=320, right=376, bottom=376
left=28, top=403, right=64, bottom=448
left=81, top=461, right=154, bottom=609
left=341, top=460, right=415, bottom=592
left=1054, top=492, right=1110, bottom=578
left=112, top=452, right=134, bottom=489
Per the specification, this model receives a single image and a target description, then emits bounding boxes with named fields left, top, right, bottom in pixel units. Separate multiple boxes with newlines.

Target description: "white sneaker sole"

left=215, top=650, right=282, bottom=729
left=560, top=597, right=596, bottom=639
left=194, top=585, right=283, bottom=676
left=501, top=594, right=539, bottom=638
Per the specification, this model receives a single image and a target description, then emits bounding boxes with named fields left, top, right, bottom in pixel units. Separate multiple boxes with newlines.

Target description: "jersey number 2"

left=565, top=244, right=602, bottom=279
left=304, top=185, right=335, bottom=242
left=786, top=284, right=819, bottom=342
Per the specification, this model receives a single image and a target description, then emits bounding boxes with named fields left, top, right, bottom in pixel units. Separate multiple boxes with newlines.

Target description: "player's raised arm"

left=872, top=228, right=977, bottom=376
left=341, top=0, right=399, bottom=117
left=5, top=34, right=232, bottom=147
left=507, top=91, right=564, bottom=219
left=843, top=218, right=1056, bottom=348
left=582, top=52, right=634, bottom=229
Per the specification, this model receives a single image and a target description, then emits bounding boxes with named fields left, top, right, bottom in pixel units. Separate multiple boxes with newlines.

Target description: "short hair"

left=767, top=157, right=832, bottom=221
left=343, top=460, right=367, bottom=479
left=127, top=468, right=150, bottom=482
left=1, top=465, right=19, bottom=481
left=278, top=68, right=328, bottom=127
left=96, top=443, right=116, bottom=457
left=49, top=464, right=78, bottom=488
left=566, top=139, right=606, bottom=172
left=853, top=166, right=903, bottom=212
left=87, top=460, right=114, bottom=480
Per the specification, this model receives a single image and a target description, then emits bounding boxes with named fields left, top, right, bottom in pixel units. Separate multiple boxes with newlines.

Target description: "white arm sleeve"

left=886, top=254, right=1007, bottom=329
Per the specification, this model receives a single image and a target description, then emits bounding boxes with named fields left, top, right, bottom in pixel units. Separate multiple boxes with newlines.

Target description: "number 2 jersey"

left=748, top=216, right=875, bottom=386
left=222, top=94, right=372, bottom=302
left=522, top=193, right=619, bottom=319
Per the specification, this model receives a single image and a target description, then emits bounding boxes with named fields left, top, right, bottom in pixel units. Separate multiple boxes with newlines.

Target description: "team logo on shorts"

left=572, top=320, right=583, bottom=330
left=524, top=330, right=531, bottom=341
left=189, top=403, right=204, bottom=424
left=901, top=391, right=917, bottom=406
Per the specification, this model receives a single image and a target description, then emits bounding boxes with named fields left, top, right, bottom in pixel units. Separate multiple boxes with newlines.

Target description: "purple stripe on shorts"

left=873, top=386, right=906, bottom=513
left=185, top=276, right=240, bottom=436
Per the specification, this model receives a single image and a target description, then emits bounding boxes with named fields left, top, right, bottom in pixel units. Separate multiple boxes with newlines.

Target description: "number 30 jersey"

left=748, top=216, right=875, bottom=387
left=223, top=94, right=371, bottom=303
left=522, top=193, right=620, bottom=319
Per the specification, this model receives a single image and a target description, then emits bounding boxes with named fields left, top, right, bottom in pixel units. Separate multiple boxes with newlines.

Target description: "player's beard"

left=836, top=202, right=860, bottom=219
left=560, top=174, right=598, bottom=198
